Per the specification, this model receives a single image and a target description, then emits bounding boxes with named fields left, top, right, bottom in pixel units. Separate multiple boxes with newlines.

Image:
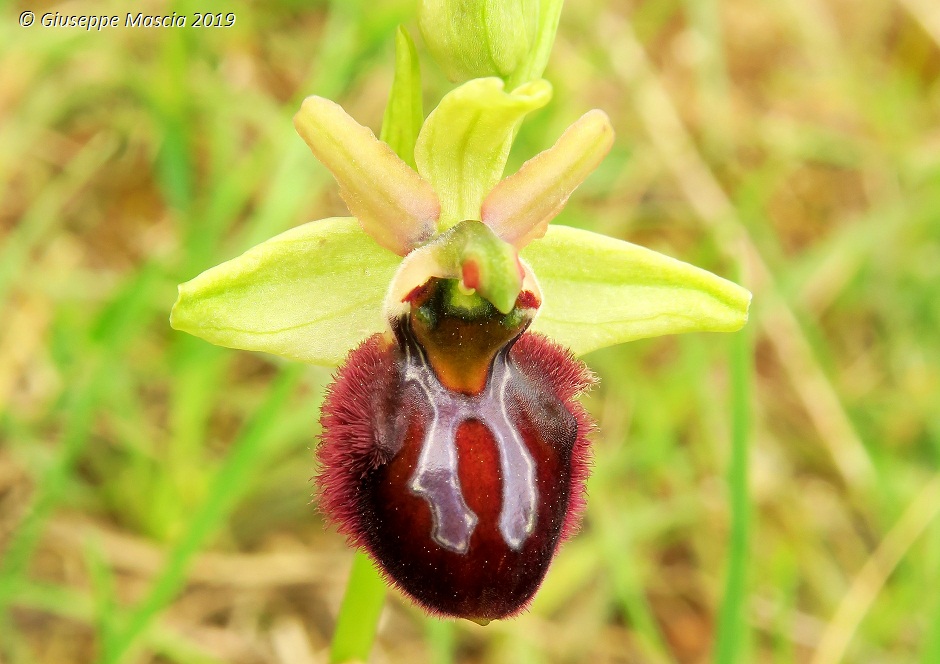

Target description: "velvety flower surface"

left=317, top=280, right=594, bottom=620
left=170, top=40, right=751, bottom=620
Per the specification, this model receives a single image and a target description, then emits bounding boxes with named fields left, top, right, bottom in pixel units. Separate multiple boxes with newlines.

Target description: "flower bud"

left=316, top=278, right=595, bottom=620
left=418, top=0, right=539, bottom=82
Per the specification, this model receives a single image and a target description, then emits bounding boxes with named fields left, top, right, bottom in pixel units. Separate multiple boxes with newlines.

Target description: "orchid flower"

left=170, top=23, right=750, bottom=623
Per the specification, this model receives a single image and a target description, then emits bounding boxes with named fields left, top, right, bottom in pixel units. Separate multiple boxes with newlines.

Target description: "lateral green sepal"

left=522, top=225, right=751, bottom=356
left=170, top=218, right=402, bottom=366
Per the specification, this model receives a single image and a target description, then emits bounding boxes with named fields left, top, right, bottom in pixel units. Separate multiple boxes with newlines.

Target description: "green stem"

left=713, top=316, right=752, bottom=663
left=425, top=618, right=456, bottom=664
left=329, top=551, right=388, bottom=664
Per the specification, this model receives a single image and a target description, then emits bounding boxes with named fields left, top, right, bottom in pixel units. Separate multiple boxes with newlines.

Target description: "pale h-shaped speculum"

left=399, top=322, right=538, bottom=555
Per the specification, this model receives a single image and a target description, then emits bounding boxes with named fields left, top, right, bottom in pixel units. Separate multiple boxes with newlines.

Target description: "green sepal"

left=414, top=77, right=552, bottom=228
left=522, top=225, right=751, bottom=356
left=380, top=26, right=423, bottom=170
left=170, top=218, right=402, bottom=366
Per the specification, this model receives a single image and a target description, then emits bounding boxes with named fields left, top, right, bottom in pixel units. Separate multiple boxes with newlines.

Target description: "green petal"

left=380, top=26, right=423, bottom=170
left=294, top=97, right=439, bottom=256
left=483, top=110, right=614, bottom=249
left=170, top=218, right=402, bottom=366
left=522, top=225, right=751, bottom=356
left=414, top=77, right=552, bottom=228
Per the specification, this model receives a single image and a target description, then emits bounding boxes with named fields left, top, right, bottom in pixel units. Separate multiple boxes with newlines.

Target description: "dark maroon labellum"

left=317, top=279, right=595, bottom=621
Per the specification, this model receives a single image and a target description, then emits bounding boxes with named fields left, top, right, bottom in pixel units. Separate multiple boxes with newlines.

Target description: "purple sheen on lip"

left=316, top=283, right=595, bottom=620
left=398, top=316, right=538, bottom=553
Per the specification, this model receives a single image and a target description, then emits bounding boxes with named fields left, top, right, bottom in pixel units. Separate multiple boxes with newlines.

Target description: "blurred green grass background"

left=2, top=0, right=940, bottom=662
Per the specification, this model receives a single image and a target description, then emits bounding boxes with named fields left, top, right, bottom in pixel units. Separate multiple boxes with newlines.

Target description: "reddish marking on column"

left=461, top=260, right=480, bottom=291
left=515, top=290, right=541, bottom=310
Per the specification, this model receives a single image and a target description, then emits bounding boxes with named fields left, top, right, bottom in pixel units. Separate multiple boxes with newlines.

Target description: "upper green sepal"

left=170, top=218, right=402, bottom=366
left=415, top=77, right=552, bottom=228
left=521, top=225, right=751, bottom=356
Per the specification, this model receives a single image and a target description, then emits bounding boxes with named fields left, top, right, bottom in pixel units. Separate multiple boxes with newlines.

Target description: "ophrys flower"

left=171, top=58, right=750, bottom=622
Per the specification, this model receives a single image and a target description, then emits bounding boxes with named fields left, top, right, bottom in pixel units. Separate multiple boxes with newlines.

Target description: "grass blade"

left=102, top=364, right=304, bottom=663
left=713, top=315, right=752, bottom=663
